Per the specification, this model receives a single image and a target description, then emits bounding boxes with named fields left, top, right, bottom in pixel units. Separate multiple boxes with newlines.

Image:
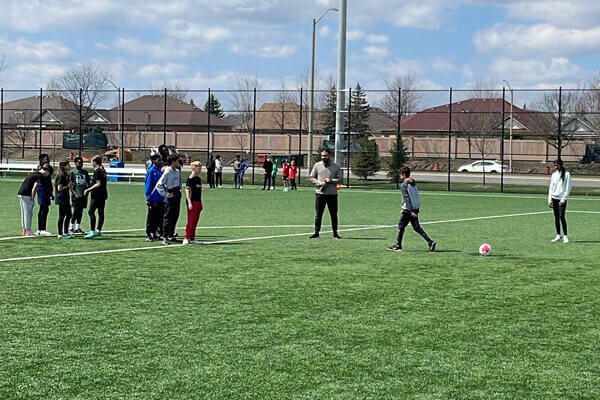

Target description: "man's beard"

left=322, top=158, right=330, bottom=165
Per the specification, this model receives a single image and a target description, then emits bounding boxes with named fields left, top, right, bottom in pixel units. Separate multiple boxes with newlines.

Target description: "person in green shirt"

left=271, top=161, right=278, bottom=190
left=69, top=156, right=90, bottom=233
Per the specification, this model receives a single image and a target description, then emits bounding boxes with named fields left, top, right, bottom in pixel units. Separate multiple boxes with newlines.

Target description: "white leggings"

left=18, top=195, right=34, bottom=232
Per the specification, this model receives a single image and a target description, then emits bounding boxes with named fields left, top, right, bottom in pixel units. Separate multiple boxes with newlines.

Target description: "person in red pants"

left=184, top=161, right=203, bottom=245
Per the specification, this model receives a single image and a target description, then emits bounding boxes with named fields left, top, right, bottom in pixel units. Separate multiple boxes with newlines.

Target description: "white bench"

left=0, top=163, right=39, bottom=177
left=0, top=163, right=147, bottom=184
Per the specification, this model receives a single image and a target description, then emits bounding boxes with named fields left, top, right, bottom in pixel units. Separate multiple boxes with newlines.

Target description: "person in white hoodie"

left=214, top=155, right=224, bottom=188
left=548, top=159, right=572, bottom=243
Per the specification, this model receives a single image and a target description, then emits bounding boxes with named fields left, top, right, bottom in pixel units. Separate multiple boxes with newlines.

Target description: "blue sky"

left=0, top=0, right=599, bottom=97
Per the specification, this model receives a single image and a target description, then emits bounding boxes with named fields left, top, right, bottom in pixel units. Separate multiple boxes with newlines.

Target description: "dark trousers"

left=234, top=171, right=241, bottom=188
left=240, top=172, right=245, bottom=187
left=57, top=203, right=72, bottom=235
left=290, top=178, right=297, bottom=190
left=89, top=198, right=106, bottom=232
left=552, top=198, right=567, bottom=235
left=207, top=170, right=215, bottom=188
left=314, top=194, right=338, bottom=234
left=38, top=205, right=49, bottom=231
left=146, top=202, right=164, bottom=239
left=262, top=174, right=272, bottom=189
left=163, top=191, right=181, bottom=239
left=397, top=210, right=432, bottom=247
left=71, top=197, right=86, bottom=225
left=215, top=172, right=223, bottom=186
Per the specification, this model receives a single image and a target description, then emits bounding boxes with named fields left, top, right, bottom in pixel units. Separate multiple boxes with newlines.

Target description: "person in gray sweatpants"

left=388, top=166, right=436, bottom=252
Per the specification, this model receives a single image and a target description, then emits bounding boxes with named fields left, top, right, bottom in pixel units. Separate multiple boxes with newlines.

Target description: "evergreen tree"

left=204, top=93, right=225, bottom=118
left=388, top=135, right=410, bottom=180
left=347, top=83, right=371, bottom=139
left=320, top=85, right=337, bottom=140
left=351, top=136, right=380, bottom=180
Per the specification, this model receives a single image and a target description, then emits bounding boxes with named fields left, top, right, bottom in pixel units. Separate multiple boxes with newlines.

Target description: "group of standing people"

left=261, top=155, right=298, bottom=191
left=17, top=153, right=108, bottom=239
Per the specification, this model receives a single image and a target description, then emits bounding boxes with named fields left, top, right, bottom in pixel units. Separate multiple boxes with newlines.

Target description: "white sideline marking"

left=0, top=211, right=552, bottom=263
left=0, top=224, right=372, bottom=242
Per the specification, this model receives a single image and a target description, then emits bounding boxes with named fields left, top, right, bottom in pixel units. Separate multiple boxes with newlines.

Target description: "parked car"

left=457, top=160, right=509, bottom=173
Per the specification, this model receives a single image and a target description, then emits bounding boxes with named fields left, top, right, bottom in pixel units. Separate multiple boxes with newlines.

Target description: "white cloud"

left=474, top=23, right=600, bottom=56
left=346, top=30, right=390, bottom=44
left=503, top=1, right=600, bottom=29
left=137, top=63, right=186, bottom=78
left=165, top=20, right=232, bottom=42
left=0, top=38, right=71, bottom=60
left=230, top=44, right=296, bottom=58
left=488, top=57, right=583, bottom=87
left=318, top=25, right=332, bottom=37
left=112, top=37, right=189, bottom=58
left=363, top=46, right=391, bottom=58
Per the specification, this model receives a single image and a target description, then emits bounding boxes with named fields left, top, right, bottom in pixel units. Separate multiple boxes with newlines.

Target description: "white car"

left=457, top=160, right=509, bottom=173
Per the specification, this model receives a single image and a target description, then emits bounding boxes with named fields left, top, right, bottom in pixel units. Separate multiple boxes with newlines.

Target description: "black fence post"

left=39, top=88, right=43, bottom=156
left=501, top=87, right=505, bottom=193
left=121, top=88, right=125, bottom=159
left=347, top=87, right=352, bottom=188
left=252, top=88, right=257, bottom=185
left=207, top=88, right=211, bottom=161
left=79, top=88, right=83, bottom=157
left=163, top=88, right=167, bottom=145
left=447, top=87, right=453, bottom=191
left=557, top=86, right=562, bottom=159
left=396, top=87, right=402, bottom=190
left=0, top=88, right=3, bottom=163
left=298, top=88, right=303, bottom=185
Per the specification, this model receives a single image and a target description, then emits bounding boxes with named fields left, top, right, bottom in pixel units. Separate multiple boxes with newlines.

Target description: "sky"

left=0, top=0, right=599, bottom=100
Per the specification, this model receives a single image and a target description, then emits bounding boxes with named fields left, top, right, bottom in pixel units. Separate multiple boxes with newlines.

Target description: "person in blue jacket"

left=145, top=154, right=165, bottom=241
left=240, top=158, right=248, bottom=189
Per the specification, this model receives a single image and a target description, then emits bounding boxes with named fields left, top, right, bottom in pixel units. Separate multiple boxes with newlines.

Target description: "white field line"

left=0, top=224, right=373, bottom=242
left=0, top=211, right=553, bottom=263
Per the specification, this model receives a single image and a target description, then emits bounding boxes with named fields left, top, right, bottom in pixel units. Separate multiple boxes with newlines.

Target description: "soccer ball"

left=479, top=244, right=492, bottom=256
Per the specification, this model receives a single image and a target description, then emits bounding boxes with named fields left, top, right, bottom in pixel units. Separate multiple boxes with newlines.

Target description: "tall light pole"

left=309, top=7, right=338, bottom=173
left=503, top=79, right=513, bottom=172
left=334, top=0, right=347, bottom=165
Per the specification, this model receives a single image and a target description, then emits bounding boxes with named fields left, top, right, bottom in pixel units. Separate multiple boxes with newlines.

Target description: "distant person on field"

left=145, top=154, right=165, bottom=241
left=262, top=155, right=273, bottom=190
left=36, top=162, right=54, bottom=236
left=233, top=155, right=242, bottom=189
left=17, top=166, right=49, bottom=236
left=548, top=159, right=572, bottom=243
left=206, top=154, right=216, bottom=188
left=240, top=158, right=248, bottom=189
left=282, top=159, right=290, bottom=191
left=156, top=155, right=182, bottom=245
left=388, top=166, right=436, bottom=252
left=289, top=159, right=298, bottom=190
left=309, top=149, right=343, bottom=239
left=55, top=160, right=77, bottom=239
left=184, top=161, right=204, bottom=245
left=69, top=156, right=90, bottom=234
left=271, top=161, right=278, bottom=190
left=84, top=156, right=108, bottom=238
left=215, top=155, right=223, bottom=188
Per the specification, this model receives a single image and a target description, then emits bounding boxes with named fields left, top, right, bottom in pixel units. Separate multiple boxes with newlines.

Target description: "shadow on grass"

left=572, top=240, right=600, bottom=244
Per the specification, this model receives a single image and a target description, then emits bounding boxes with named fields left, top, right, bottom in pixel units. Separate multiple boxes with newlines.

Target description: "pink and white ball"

left=479, top=244, right=492, bottom=256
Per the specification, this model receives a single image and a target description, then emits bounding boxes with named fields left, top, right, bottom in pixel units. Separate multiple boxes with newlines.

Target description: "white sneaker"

left=240, top=186, right=243, bottom=189
left=563, top=236, right=569, bottom=243
left=189, top=240, right=201, bottom=244
left=551, top=235, right=562, bottom=243
left=183, top=239, right=190, bottom=245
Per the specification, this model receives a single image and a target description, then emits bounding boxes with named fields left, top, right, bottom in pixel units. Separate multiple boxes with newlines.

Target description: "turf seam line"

left=0, top=211, right=553, bottom=263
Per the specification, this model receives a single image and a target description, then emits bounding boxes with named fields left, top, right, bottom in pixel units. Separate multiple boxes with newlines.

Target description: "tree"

left=347, top=83, right=371, bottom=138
left=230, top=72, right=261, bottom=134
left=46, top=63, right=112, bottom=129
left=320, top=84, right=337, bottom=140
left=204, top=93, right=224, bottom=118
left=148, top=81, right=189, bottom=102
left=273, top=80, right=296, bottom=134
left=9, top=110, right=36, bottom=158
left=351, top=136, right=380, bottom=180
left=380, top=73, right=423, bottom=125
left=388, top=135, right=410, bottom=180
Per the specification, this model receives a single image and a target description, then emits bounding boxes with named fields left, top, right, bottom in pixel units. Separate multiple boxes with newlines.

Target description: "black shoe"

left=169, top=237, right=181, bottom=243
left=309, top=233, right=319, bottom=239
left=429, top=241, right=437, bottom=252
left=387, top=244, right=403, bottom=252
left=333, top=233, right=341, bottom=240
left=162, top=238, right=171, bottom=245
left=146, top=236, right=154, bottom=242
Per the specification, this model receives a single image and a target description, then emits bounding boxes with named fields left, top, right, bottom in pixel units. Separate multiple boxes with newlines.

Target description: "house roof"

left=0, top=95, right=90, bottom=125
left=109, top=95, right=230, bottom=128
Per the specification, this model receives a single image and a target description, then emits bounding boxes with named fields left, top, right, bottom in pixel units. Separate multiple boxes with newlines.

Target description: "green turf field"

left=1, top=179, right=599, bottom=399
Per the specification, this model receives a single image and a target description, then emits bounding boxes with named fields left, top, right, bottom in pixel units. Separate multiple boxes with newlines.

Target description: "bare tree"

left=582, top=76, right=600, bottom=142
left=230, top=72, right=262, bottom=133
left=530, top=87, right=587, bottom=159
left=272, top=80, right=296, bottom=135
left=148, top=81, right=189, bottom=102
left=9, top=110, right=37, bottom=158
left=46, top=63, right=112, bottom=128
left=380, top=73, right=423, bottom=124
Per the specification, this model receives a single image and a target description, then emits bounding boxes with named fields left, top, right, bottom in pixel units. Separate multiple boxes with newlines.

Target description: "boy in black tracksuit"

left=388, top=166, right=436, bottom=252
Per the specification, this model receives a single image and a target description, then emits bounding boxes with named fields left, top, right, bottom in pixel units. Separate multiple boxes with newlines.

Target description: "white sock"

left=69, top=223, right=74, bottom=230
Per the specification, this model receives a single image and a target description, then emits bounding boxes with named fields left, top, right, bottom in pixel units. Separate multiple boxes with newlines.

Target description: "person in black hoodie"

left=206, top=154, right=216, bottom=188
left=262, top=155, right=273, bottom=190
left=388, top=166, right=436, bottom=252
left=36, top=161, right=54, bottom=235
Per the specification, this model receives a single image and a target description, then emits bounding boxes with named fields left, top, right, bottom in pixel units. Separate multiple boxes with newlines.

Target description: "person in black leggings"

left=84, top=156, right=108, bottom=238
left=37, top=163, right=54, bottom=235
left=54, top=160, right=76, bottom=239
left=548, top=159, right=572, bottom=243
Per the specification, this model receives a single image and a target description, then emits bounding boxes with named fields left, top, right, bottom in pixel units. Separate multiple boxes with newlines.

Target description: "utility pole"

left=503, top=80, right=513, bottom=172
left=334, top=0, right=347, bottom=165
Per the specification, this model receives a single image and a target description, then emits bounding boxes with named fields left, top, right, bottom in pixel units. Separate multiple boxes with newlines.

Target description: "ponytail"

left=555, top=159, right=566, bottom=181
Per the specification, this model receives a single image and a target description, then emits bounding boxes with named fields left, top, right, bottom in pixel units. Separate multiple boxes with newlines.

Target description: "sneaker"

left=189, top=240, right=201, bottom=245
left=58, top=234, right=72, bottom=239
left=563, top=236, right=570, bottom=243
left=309, top=233, right=319, bottom=239
left=85, top=232, right=96, bottom=239
left=22, top=230, right=26, bottom=236
left=429, top=241, right=437, bottom=252
left=146, top=236, right=154, bottom=242
left=333, top=233, right=342, bottom=240
left=551, top=235, right=562, bottom=243
left=38, top=230, right=53, bottom=236
left=387, top=244, right=403, bottom=252
left=96, top=231, right=102, bottom=237
left=240, top=186, right=244, bottom=189
left=24, top=231, right=36, bottom=237
left=162, top=238, right=170, bottom=245
left=65, top=234, right=74, bottom=239
left=183, top=238, right=190, bottom=245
